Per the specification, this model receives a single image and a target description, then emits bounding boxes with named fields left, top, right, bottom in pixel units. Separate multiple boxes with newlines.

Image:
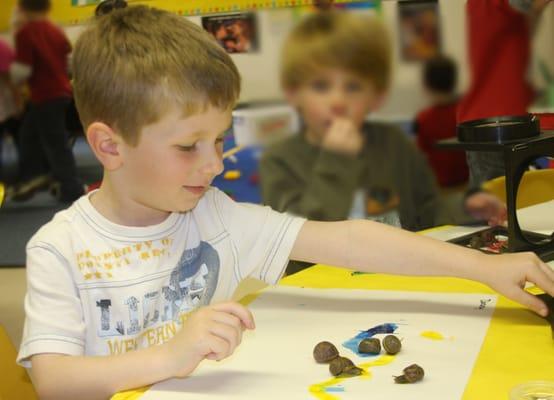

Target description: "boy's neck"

left=21, top=11, right=48, bottom=22
left=304, top=129, right=323, bottom=147
left=89, top=177, right=172, bottom=227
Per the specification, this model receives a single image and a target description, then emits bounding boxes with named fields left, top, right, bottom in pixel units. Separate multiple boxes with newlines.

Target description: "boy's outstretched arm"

left=290, top=220, right=554, bottom=316
left=29, top=302, right=255, bottom=400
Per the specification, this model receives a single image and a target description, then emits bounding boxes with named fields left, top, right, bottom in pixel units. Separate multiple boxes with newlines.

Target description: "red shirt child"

left=457, top=0, right=534, bottom=123
left=15, top=18, right=72, bottom=103
left=415, top=56, right=469, bottom=187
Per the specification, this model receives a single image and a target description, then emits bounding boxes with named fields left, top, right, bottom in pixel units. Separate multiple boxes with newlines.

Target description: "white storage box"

left=232, top=105, right=299, bottom=147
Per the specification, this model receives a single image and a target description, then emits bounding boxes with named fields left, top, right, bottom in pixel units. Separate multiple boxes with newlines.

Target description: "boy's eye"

left=310, top=79, right=330, bottom=92
left=178, top=144, right=196, bottom=152
left=178, top=138, right=224, bottom=152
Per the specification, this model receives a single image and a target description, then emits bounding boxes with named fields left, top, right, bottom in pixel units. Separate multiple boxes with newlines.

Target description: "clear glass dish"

left=510, top=381, right=554, bottom=400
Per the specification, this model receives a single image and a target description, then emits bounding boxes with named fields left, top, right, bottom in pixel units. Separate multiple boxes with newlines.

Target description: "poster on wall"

left=0, top=1, right=380, bottom=32
left=398, top=0, right=441, bottom=62
left=202, top=13, right=258, bottom=54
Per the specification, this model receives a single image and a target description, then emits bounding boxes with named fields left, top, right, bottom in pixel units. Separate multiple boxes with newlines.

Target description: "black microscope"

left=438, top=113, right=554, bottom=262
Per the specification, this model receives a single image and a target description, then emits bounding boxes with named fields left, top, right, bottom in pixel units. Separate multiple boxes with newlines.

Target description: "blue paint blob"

left=324, top=386, right=345, bottom=393
left=343, top=323, right=398, bottom=357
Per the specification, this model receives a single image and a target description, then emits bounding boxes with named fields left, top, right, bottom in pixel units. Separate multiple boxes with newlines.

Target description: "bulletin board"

left=0, top=0, right=378, bottom=32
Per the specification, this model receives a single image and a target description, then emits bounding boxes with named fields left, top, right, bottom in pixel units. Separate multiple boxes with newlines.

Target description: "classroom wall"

left=1, top=1, right=552, bottom=120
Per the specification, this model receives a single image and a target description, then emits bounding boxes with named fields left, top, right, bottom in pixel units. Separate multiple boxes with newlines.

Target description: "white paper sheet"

left=516, top=200, right=554, bottom=235
left=142, top=287, right=497, bottom=400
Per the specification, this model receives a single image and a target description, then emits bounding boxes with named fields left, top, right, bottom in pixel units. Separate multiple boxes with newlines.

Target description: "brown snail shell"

left=329, top=356, right=359, bottom=376
left=358, top=338, right=381, bottom=354
left=342, top=365, right=363, bottom=377
left=313, top=341, right=339, bottom=363
left=394, top=363, right=424, bottom=383
left=382, top=335, right=401, bottom=355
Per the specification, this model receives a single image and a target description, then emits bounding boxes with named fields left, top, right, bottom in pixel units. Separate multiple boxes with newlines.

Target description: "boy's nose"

left=201, top=148, right=224, bottom=177
left=329, top=90, right=347, bottom=116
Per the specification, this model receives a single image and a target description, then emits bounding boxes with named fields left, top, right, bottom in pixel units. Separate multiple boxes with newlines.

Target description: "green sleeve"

left=403, top=138, right=442, bottom=230
left=260, top=148, right=364, bottom=221
left=403, top=137, right=473, bottom=228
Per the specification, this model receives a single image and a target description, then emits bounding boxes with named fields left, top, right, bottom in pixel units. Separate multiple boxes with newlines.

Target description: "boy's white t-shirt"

left=17, top=187, right=306, bottom=367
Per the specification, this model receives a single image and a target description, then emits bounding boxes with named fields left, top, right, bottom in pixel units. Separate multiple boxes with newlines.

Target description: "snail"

left=329, top=356, right=363, bottom=377
left=313, top=341, right=339, bottom=363
left=394, top=363, right=424, bottom=383
left=382, top=334, right=402, bottom=355
left=358, top=338, right=381, bottom=354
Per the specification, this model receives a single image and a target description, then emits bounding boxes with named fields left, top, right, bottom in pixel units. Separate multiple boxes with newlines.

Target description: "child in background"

left=415, top=56, right=468, bottom=188
left=0, top=40, right=17, bottom=126
left=16, top=6, right=553, bottom=399
left=0, top=39, right=20, bottom=172
left=260, top=11, right=505, bottom=273
left=9, top=0, right=83, bottom=202
left=459, top=0, right=552, bottom=187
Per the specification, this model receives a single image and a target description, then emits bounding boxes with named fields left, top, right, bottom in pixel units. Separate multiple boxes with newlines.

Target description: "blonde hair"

left=281, top=11, right=391, bottom=92
left=73, top=6, right=240, bottom=145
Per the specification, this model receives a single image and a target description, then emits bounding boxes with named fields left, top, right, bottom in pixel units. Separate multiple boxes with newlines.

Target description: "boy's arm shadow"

left=254, top=291, right=550, bottom=327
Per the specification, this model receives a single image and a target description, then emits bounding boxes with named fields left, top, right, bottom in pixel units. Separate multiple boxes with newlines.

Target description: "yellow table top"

left=114, top=264, right=553, bottom=400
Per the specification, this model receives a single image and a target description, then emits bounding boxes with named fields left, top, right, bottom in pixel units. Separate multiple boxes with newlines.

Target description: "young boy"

left=16, top=6, right=553, bottom=399
left=415, top=56, right=468, bottom=188
left=260, top=11, right=505, bottom=274
left=9, top=0, right=83, bottom=202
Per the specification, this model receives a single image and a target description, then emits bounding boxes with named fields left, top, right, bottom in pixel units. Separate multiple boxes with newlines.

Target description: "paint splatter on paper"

left=343, top=323, right=398, bottom=356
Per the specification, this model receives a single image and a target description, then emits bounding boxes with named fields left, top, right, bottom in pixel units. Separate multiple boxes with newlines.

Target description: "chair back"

left=0, top=325, right=37, bottom=400
left=482, top=168, right=554, bottom=209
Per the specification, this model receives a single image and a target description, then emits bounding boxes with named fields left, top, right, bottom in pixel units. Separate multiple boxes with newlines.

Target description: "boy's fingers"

left=508, top=288, right=549, bottom=317
left=533, top=263, right=554, bottom=297
left=212, top=302, right=255, bottom=329
left=205, top=335, right=231, bottom=361
left=539, top=262, right=554, bottom=280
left=209, top=321, right=242, bottom=350
left=213, top=310, right=242, bottom=329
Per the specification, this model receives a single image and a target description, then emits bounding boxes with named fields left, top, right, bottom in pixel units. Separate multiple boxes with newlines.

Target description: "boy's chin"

left=174, top=198, right=201, bottom=213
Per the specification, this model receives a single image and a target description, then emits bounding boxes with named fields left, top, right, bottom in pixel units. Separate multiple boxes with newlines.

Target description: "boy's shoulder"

left=363, top=121, right=413, bottom=147
left=27, top=198, right=84, bottom=249
left=261, top=133, right=309, bottom=159
left=260, top=122, right=413, bottom=159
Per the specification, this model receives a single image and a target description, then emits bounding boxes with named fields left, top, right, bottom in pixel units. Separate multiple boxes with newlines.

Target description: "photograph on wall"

left=398, top=0, right=441, bottom=62
left=202, top=13, right=259, bottom=54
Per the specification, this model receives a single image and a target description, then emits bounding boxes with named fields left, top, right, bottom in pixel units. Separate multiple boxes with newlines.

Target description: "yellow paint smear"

left=309, top=355, right=396, bottom=399
left=420, top=330, right=445, bottom=340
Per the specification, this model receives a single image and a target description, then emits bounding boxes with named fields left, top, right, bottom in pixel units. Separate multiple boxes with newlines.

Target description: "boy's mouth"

left=183, top=185, right=207, bottom=195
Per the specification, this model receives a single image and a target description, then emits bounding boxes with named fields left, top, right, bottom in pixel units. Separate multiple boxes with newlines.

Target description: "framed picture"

left=202, top=13, right=259, bottom=54
left=398, top=0, right=441, bottom=62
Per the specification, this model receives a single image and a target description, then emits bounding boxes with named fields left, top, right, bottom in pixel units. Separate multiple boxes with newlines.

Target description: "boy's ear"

left=86, top=122, right=124, bottom=171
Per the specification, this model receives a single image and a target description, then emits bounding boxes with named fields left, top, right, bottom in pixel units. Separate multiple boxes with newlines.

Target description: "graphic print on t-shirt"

left=94, top=241, right=220, bottom=353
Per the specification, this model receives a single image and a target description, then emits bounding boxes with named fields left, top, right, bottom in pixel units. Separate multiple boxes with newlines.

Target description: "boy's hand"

left=163, top=302, right=255, bottom=378
left=465, top=191, right=507, bottom=226
left=478, top=252, right=554, bottom=317
left=321, top=118, right=364, bottom=155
